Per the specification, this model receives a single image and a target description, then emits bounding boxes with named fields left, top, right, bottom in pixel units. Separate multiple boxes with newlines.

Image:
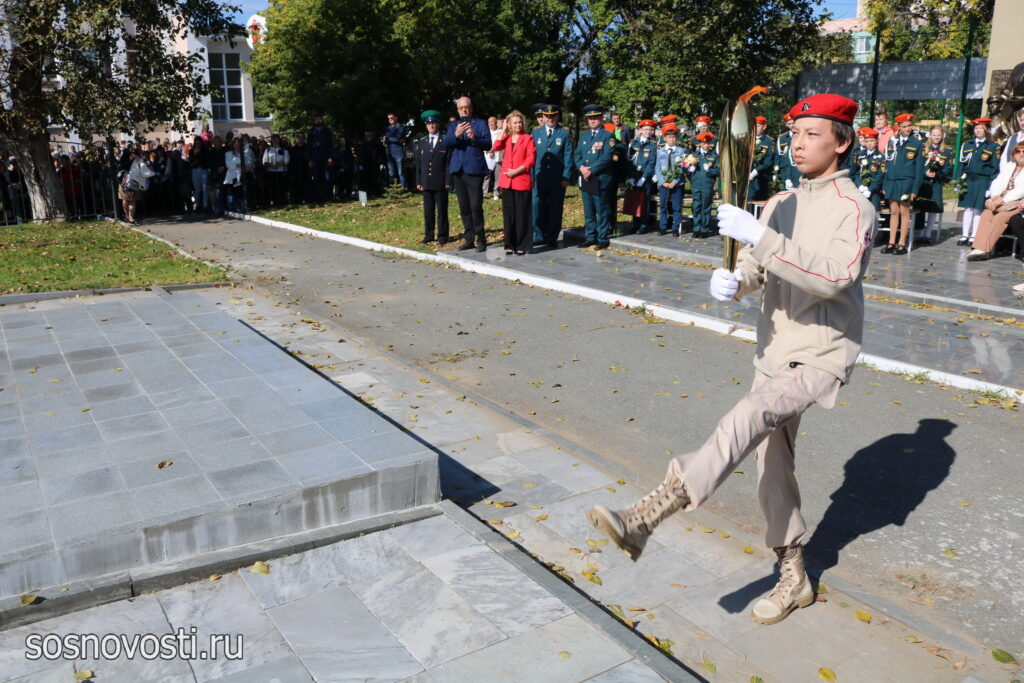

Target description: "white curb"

left=227, top=211, right=1021, bottom=403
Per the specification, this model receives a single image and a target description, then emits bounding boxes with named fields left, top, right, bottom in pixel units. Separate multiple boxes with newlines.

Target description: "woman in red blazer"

left=492, top=110, right=536, bottom=254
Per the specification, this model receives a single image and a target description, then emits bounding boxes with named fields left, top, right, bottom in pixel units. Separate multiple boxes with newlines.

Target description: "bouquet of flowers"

left=858, top=159, right=877, bottom=190
left=662, top=154, right=687, bottom=183
left=951, top=173, right=968, bottom=198
left=925, top=148, right=945, bottom=177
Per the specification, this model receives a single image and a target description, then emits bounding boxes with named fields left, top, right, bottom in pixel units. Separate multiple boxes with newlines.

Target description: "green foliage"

left=864, top=0, right=993, bottom=61
left=248, top=0, right=614, bottom=135
left=0, top=0, right=242, bottom=138
left=595, top=0, right=849, bottom=120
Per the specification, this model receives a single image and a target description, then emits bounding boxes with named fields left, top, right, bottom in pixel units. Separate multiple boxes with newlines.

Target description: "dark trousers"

left=423, top=189, right=450, bottom=241
left=453, top=172, right=485, bottom=245
left=311, top=159, right=329, bottom=203
left=502, top=188, right=532, bottom=252
left=582, top=186, right=612, bottom=245
left=1009, top=213, right=1024, bottom=255
left=532, top=183, right=566, bottom=245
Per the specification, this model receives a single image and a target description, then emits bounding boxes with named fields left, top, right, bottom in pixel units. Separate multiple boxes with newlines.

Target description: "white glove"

left=784, top=178, right=793, bottom=190
left=749, top=169, right=758, bottom=181
left=636, top=177, right=645, bottom=187
left=702, top=163, right=710, bottom=172
left=717, top=203, right=765, bottom=246
left=859, top=185, right=871, bottom=198
left=709, top=268, right=741, bottom=302
left=985, top=190, right=991, bottom=198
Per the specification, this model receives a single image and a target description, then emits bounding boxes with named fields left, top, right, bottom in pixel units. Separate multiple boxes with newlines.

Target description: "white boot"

left=751, top=544, right=814, bottom=625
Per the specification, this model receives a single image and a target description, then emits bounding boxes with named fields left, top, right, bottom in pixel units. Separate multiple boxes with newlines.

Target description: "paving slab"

left=0, top=290, right=438, bottom=602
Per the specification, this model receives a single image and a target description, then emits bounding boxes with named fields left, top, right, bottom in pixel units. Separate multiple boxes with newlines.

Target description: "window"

left=855, top=35, right=871, bottom=54
left=208, top=53, right=243, bottom=121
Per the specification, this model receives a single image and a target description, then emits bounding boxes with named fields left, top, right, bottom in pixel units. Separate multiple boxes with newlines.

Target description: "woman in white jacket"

left=223, top=137, right=244, bottom=211
left=967, top=140, right=1024, bottom=261
left=119, top=149, right=156, bottom=224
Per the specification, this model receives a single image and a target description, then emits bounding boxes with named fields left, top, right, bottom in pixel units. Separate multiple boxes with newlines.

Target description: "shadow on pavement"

left=718, top=418, right=957, bottom=613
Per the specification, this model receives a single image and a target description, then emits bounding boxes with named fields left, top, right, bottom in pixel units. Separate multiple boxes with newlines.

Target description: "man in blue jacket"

left=384, top=113, right=407, bottom=189
left=531, top=104, right=574, bottom=248
left=444, top=96, right=492, bottom=252
left=575, top=104, right=616, bottom=249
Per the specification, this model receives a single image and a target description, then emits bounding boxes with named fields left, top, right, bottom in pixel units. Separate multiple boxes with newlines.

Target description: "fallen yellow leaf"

left=249, top=560, right=271, bottom=575
left=818, top=667, right=837, bottom=682
left=20, top=594, right=40, bottom=606
left=855, top=609, right=872, bottom=624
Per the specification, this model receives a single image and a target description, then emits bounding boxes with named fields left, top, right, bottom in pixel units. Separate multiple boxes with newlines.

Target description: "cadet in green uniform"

left=851, top=127, right=885, bottom=213
left=916, top=125, right=952, bottom=244
left=688, top=131, right=719, bottom=237
left=606, top=123, right=627, bottom=234
left=531, top=104, right=574, bottom=248
left=880, top=113, right=924, bottom=254
left=749, top=115, right=776, bottom=201
left=775, top=113, right=799, bottom=190
left=575, top=105, right=616, bottom=249
left=957, top=117, right=1000, bottom=246
left=628, top=119, right=659, bottom=234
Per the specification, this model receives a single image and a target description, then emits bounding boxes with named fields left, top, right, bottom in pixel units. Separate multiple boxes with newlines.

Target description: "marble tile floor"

left=0, top=513, right=666, bottom=683
left=0, top=290, right=438, bottom=597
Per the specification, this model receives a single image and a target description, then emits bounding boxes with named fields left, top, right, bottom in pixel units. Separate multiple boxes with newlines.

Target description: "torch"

left=718, top=86, right=767, bottom=271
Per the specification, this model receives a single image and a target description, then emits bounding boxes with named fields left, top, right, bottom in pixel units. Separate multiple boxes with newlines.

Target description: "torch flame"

left=738, top=86, right=769, bottom=104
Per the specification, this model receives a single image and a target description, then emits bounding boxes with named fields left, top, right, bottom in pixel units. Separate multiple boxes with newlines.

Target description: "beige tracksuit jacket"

left=735, top=169, right=876, bottom=383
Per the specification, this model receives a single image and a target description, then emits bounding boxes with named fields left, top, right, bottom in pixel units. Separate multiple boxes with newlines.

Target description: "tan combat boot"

left=586, top=476, right=689, bottom=561
left=751, top=544, right=815, bottom=625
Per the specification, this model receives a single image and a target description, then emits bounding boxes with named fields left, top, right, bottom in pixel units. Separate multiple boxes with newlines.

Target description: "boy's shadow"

left=719, top=419, right=957, bottom=613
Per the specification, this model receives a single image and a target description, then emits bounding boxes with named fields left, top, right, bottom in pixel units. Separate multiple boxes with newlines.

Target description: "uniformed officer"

left=851, top=127, right=885, bottom=213
left=575, top=104, right=616, bottom=249
left=628, top=119, right=659, bottom=234
left=688, top=131, right=719, bottom=237
left=957, top=117, right=1000, bottom=246
left=917, top=125, right=952, bottom=244
left=654, top=123, right=687, bottom=235
left=415, top=110, right=452, bottom=245
left=531, top=104, right=574, bottom=248
left=587, top=92, right=875, bottom=629
left=775, top=113, right=799, bottom=190
left=530, top=103, right=546, bottom=129
left=880, top=112, right=924, bottom=254
left=749, top=115, right=776, bottom=201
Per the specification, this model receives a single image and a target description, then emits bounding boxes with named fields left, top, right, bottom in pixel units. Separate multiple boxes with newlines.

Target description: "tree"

left=247, top=0, right=616, bottom=137
left=864, top=0, right=993, bottom=62
left=0, top=0, right=241, bottom=221
left=595, top=0, right=851, bottom=121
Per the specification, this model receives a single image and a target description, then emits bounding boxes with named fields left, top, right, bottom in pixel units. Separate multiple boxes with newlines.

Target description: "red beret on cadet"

left=971, top=117, right=992, bottom=126
left=695, top=132, right=716, bottom=142
left=857, top=127, right=878, bottom=138
left=782, top=113, right=793, bottom=122
left=660, top=115, right=679, bottom=125
left=788, top=93, right=857, bottom=125
left=661, top=124, right=680, bottom=135
left=637, top=119, right=657, bottom=128
left=894, top=113, right=914, bottom=124
left=695, top=115, right=711, bottom=124
left=755, top=116, right=767, bottom=125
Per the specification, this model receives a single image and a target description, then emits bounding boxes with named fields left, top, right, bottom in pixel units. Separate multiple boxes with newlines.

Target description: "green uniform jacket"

left=531, top=125, right=574, bottom=187
left=575, top=128, right=616, bottom=191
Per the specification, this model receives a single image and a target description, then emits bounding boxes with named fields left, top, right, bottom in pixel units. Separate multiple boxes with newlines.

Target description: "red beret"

left=660, top=115, right=679, bottom=124
left=894, top=113, right=914, bottom=124
left=755, top=116, right=767, bottom=125
left=782, top=113, right=793, bottom=122
left=695, top=132, right=716, bottom=142
left=788, top=94, right=857, bottom=125
left=661, top=124, right=679, bottom=135
left=971, top=117, right=992, bottom=126
left=695, top=115, right=711, bottom=124
left=637, top=119, right=657, bottom=128
left=857, top=127, right=878, bottom=138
